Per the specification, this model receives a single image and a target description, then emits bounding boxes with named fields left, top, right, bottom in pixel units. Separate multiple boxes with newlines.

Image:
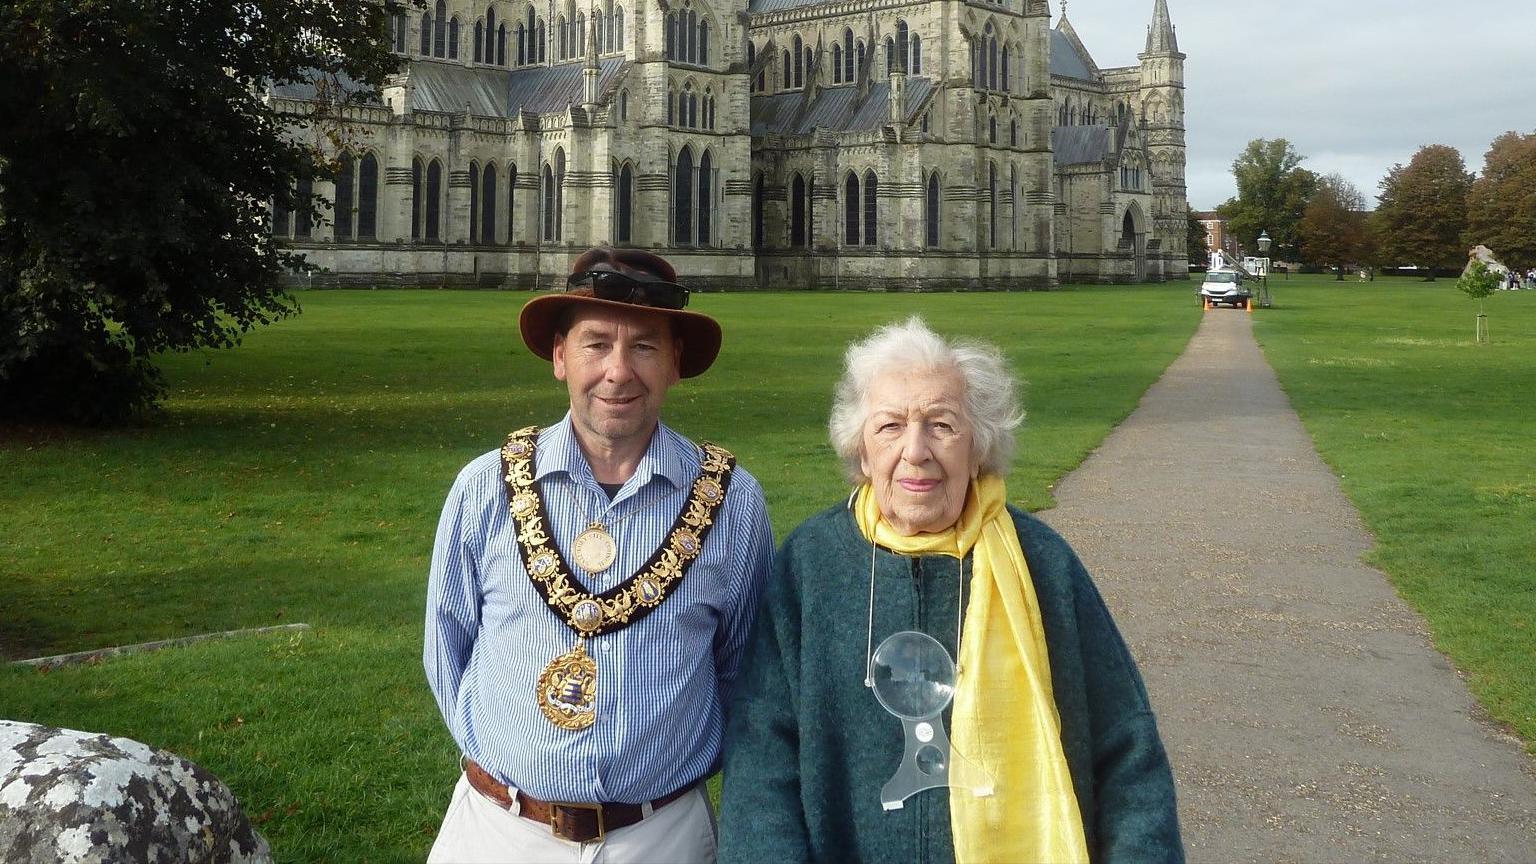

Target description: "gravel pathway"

left=1039, top=308, right=1536, bottom=863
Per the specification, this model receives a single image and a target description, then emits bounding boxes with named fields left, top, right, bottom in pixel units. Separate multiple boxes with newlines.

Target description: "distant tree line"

left=1211, top=133, right=1536, bottom=280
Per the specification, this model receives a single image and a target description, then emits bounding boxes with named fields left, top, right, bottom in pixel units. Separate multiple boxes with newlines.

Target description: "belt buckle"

left=550, top=801, right=604, bottom=843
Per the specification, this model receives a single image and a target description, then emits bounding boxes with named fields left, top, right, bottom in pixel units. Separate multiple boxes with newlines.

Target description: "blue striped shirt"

left=424, top=415, right=774, bottom=804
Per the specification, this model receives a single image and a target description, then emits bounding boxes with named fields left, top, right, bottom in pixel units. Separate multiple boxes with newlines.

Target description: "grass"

left=1251, top=273, right=1536, bottom=752
left=0, top=284, right=1200, bottom=862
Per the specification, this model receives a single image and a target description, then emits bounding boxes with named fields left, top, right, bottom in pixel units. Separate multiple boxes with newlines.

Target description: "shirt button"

left=601, top=642, right=612, bottom=653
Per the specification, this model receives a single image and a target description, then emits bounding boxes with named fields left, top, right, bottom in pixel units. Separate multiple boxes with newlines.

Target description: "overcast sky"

left=1060, top=0, right=1536, bottom=211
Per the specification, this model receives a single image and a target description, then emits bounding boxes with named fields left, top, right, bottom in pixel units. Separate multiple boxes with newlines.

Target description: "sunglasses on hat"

left=566, top=269, right=690, bottom=310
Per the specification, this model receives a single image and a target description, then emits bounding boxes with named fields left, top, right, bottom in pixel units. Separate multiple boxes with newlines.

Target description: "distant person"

left=718, top=317, right=1183, bottom=864
left=424, top=246, right=774, bottom=862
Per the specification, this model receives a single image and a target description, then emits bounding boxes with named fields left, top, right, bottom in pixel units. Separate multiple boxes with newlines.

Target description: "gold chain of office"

left=499, top=425, right=736, bottom=640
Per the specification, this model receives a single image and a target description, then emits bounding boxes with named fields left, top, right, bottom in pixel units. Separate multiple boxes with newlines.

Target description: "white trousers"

left=427, top=772, right=717, bottom=864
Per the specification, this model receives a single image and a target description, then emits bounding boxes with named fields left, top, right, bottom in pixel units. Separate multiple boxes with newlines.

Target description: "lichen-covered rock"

left=0, top=719, right=272, bottom=863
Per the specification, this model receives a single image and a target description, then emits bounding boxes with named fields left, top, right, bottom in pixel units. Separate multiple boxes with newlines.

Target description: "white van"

left=1198, top=269, right=1252, bottom=309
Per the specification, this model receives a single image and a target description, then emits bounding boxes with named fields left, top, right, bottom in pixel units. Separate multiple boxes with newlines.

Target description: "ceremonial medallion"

left=634, top=575, right=664, bottom=605
left=537, top=640, right=598, bottom=730
left=571, top=523, right=617, bottom=573
left=571, top=598, right=604, bottom=633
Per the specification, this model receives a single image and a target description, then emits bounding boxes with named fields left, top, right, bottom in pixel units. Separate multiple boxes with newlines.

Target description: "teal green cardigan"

left=718, top=503, right=1183, bottom=863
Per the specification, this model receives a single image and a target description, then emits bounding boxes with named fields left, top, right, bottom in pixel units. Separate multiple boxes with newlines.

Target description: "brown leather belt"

left=463, top=758, right=694, bottom=843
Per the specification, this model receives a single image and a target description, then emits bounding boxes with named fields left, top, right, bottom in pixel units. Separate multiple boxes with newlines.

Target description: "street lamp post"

left=1256, top=230, right=1273, bottom=308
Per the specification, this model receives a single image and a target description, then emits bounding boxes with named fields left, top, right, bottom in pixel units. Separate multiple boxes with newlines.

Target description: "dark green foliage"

left=1216, top=138, right=1318, bottom=261
left=0, top=0, right=409, bottom=423
left=1465, top=131, right=1536, bottom=271
left=1371, top=144, right=1473, bottom=278
left=1457, top=259, right=1500, bottom=309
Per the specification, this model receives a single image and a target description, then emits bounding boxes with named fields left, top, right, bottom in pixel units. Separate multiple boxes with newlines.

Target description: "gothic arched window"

left=482, top=162, right=498, bottom=244
left=357, top=153, right=378, bottom=239
left=425, top=159, right=442, bottom=241
left=543, top=150, right=565, bottom=242
left=863, top=170, right=877, bottom=246
left=674, top=146, right=695, bottom=245
left=410, top=157, right=422, bottom=239
left=843, top=29, right=854, bottom=81
left=617, top=162, right=634, bottom=243
left=986, top=25, right=997, bottom=90
left=925, top=171, right=940, bottom=248
left=844, top=172, right=860, bottom=245
left=793, top=35, right=803, bottom=87
left=698, top=150, right=712, bottom=245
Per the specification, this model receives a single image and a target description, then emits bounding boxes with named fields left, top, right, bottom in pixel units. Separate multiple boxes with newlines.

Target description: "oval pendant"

left=571, top=524, right=617, bottom=573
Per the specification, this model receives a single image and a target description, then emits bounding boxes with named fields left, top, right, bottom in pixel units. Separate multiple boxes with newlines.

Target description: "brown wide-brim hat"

left=519, top=288, right=723, bottom=379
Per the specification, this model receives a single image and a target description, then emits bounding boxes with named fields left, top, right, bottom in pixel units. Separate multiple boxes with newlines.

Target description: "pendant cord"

left=956, top=554, right=966, bottom=678
left=864, top=534, right=877, bottom=687
left=863, top=526, right=969, bottom=686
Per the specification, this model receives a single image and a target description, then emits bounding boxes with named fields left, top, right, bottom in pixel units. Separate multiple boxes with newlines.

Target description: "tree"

left=1186, top=211, right=1209, bottom=267
left=1216, top=138, right=1318, bottom=262
left=1371, top=144, right=1472, bottom=280
left=1465, top=131, right=1536, bottom=271
left=0, top=1, right=408, bottom=423
left=1297, top=173, right=1368, bottom=280
left=1456, top=259, right=1500, bottom=343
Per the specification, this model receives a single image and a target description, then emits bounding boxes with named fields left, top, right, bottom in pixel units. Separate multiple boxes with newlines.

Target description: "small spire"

left=1144, top=0, right=1178, bottom=54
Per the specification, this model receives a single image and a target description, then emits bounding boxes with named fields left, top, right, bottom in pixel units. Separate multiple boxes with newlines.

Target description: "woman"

left=719, top=317, right=1183, bottom=863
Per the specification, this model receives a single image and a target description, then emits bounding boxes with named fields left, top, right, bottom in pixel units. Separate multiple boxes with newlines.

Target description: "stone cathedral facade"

left=270, top=0, right=1187, bottom=289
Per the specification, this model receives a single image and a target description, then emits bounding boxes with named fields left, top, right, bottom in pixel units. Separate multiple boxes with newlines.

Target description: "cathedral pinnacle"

left=1145, top=0, right=1178, bottom=54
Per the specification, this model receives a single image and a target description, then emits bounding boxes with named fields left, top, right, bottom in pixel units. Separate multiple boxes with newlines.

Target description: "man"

left=424, top=247, right=774, bottom=863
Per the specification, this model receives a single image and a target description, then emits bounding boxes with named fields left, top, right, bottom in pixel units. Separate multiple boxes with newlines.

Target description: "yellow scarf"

left=855, top=475, right=1089, bottom=864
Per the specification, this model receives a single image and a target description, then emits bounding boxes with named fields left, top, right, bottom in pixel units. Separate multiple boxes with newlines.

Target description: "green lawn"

left=0, top=284, right=1200, bottom=862
left=1251, top=274, right=1536, bottom=752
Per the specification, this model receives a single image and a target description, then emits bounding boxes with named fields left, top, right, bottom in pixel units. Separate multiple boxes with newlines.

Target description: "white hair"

left=828, top=316, right=1024, bottom=484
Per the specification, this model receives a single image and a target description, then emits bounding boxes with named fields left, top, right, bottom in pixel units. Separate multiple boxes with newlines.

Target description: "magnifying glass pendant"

left=868, top=630, right=995, bottom=810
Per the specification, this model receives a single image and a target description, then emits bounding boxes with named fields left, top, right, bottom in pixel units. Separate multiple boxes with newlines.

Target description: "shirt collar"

left=537, top=413, right=690, bottom=500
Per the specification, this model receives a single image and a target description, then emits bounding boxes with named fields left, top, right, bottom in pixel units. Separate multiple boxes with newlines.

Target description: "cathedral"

left=270, top=0, right=1188, bottom=289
